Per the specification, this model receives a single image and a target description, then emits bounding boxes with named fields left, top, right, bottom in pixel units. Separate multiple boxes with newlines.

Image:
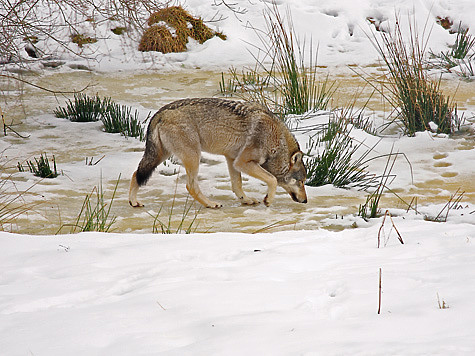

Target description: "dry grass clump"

left=71, top=33, right=97, bottom=48
left=139, top=26, right=186, bottom=53
left=139, top=6, right=225, bottom=53
left=366, top=15, right=457, bottom=135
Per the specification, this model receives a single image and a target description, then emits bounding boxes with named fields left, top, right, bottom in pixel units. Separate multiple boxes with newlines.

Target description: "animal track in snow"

left=433, top=153, right=448, bottom=160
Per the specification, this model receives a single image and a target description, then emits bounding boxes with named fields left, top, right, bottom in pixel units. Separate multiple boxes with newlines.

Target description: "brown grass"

left=71, top=34, right=97, bottom=47
left=139, top=5, right=225, bottom=53
left=139, top=26, right=186, bottom=53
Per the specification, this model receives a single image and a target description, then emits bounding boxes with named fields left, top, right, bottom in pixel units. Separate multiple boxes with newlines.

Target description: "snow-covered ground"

left=4, top=0, right=475, bottom=72
left=1, top=1, right=475, bottom=355
left=1, top=221, right=475, bottom=355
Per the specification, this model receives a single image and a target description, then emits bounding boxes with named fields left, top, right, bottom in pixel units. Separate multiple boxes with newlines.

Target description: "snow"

left=4, top=0, right=475, bottom=72
left=2, top=221, right=475, bottom=355
left=1, top=0, right=475, bottom=355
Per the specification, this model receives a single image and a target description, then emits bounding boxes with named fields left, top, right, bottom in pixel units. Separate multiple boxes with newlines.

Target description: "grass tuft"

left=219, top=5, right=334, bottom=117
left=57, top=175, right=120, bottom=234
left=71, top=33, right=97, bottom=47
left=101, top=103, right=147, bottom=140
left=424, top=188, right=465, bottom=222
left=358, top=151, right=398, bottom=221
left=54, top=93, right=111, bottom=122
left=430, top=23, right=475, bottom=79
left=305, top=118, right=379, bottom=189
left=17, top=153, right=58, bottom=178
left=148, top=177, right=201, bottom=234
left=363, top=14, right=457, bottom=135
left=1, top=153, right=38, bottom=231
left=139, top=6, right=225, bottom=53
left=55, top=93, right=147, bottom=140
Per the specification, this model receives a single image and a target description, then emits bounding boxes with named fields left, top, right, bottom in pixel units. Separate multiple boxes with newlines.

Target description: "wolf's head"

left=278, top=151, right=308, bottom=204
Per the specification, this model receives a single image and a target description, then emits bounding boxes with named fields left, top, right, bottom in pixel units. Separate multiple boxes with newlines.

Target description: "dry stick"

left=434, top=188, right=465, bottom=222
left=388, top=211, right=404, bottom=245
left=378, top=268, right=382, bottom=315
left=406, top=196, right=418, bottom=213
left=378, top=210, right=404, bottom=247
left=156, top=301, right=166, bottom=311
left=377, top=211, right=388, bottom=248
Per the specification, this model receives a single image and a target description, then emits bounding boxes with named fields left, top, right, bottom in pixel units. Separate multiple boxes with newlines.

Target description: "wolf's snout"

left=290, top=192, right=307, bottom=203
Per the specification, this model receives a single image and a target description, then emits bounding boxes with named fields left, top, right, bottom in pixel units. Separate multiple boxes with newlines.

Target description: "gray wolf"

left=129, top=98, right=307, bottom=208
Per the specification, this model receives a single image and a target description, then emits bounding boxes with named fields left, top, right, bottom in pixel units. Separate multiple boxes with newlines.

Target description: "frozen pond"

left=1, top=69, right=474, bottom=234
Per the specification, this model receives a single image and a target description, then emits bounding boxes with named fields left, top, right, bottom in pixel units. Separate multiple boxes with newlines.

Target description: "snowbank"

left=4, top=0, right=475, bottom=72
left=1, top=219, right=474, bottom=355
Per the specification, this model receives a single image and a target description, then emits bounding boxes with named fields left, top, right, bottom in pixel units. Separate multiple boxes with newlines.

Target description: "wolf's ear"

left=290, top=151, right=303, bottom=165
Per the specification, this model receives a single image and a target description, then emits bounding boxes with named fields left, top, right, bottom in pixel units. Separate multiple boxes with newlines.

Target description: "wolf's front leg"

left=233, top=157, right=277, bottom=207
left=225, top=157, right=259, bottom=205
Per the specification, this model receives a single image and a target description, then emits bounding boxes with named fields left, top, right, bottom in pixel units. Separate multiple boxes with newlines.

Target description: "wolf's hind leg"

left=181, top=153, right=222, bottom=209
left=129, top=171, right=144, bottom=207
left=225, top=157, right=259, bottom=205
left=129, top=147, right=169, bottom=207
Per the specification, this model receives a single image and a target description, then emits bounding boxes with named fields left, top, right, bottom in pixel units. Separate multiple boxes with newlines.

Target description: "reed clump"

left=367, top=16, right=457, bottom=135
left=305, top=118, right=379, bottom=189
left=219, top=6, right=334, bottom=117
left=54, top=93, right=146, bottom=140
left=1, top=154, right=37, bottom=231
left=17, top=153, right=58, bottom=178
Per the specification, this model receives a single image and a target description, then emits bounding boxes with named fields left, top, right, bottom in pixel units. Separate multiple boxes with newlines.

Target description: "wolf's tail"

left=129, top=114, right=167, bottom=207
left=135, top=118, right=166, bottom=186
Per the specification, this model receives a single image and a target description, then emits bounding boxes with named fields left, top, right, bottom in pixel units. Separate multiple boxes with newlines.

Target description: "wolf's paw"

left=263, top=194, right=272, bottom=207
left=129, top=200, right=144, bottom=208
left=240, top=196, right=260, bottom=205
left=206, top=201, right=222, bottom=209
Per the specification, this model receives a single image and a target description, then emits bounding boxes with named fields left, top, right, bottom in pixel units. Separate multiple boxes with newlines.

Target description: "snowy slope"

left=5, top=0, right=475, bottom=72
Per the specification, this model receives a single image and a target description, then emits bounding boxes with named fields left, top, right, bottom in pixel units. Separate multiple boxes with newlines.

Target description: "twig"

left=388, top=211, right=404, bottom=245
left=378, top=210, right=404, bottom=247
left=433, top=188, right=465, bottom=222
left=252, top=219, right=294, bottom=234
left=378, top=268, right=382, bottom=314
left=0, top=74, right=90, bottom=94
left=85, top=155, right=105, bottom=166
